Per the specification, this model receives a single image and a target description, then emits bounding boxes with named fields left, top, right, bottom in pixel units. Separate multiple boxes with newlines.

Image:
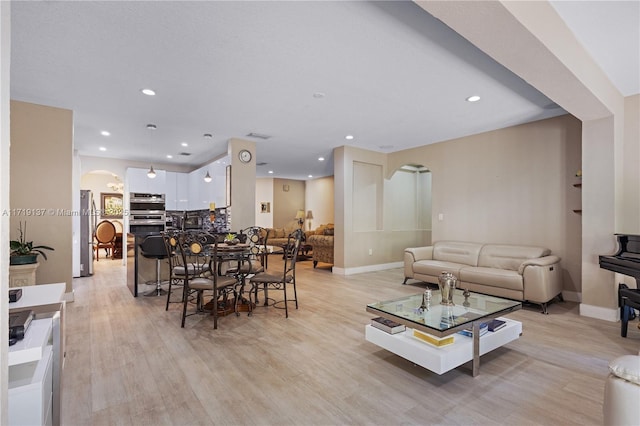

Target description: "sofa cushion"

left=413, top=260, right=466, bottom=278
left=432, top=241, right=483, bottom=267
left=459, top=266, right=523, bottom=291
left=478, top=244, right=551, bottom=271
left=274, top=228, right=285, bottom=238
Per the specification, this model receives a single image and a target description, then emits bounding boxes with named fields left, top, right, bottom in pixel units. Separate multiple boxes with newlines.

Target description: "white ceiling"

left=10, top=1, right=638, bottom=180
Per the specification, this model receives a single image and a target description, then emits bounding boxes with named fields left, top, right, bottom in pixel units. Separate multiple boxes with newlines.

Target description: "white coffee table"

left=366, top=290, right=522, bottom=376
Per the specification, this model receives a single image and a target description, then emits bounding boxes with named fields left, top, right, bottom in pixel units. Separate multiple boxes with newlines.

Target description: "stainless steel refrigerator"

left=80, top=189, right=96, bottom=276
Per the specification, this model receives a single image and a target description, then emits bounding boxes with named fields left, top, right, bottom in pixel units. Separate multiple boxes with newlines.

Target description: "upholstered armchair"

left=307, top=224, right=334, bottom=268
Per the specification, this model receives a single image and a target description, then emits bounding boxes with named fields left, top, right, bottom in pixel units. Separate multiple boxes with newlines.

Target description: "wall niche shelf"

left=573, top=180, right=582, bottom=214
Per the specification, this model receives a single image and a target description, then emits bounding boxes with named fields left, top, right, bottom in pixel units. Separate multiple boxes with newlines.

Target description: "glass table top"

left=366, top=289, right=521, bottom=336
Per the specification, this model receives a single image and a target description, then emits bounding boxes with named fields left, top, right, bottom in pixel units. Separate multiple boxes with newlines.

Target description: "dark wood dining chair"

left=249, top=229, right=302, bottom=318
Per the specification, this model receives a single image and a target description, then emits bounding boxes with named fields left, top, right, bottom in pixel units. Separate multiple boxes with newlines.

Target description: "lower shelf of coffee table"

left=365, top=317, right=522, bottom=375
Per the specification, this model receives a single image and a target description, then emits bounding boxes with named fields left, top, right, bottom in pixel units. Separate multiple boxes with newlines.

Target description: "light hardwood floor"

left=62, top=256, right=640, bottom=425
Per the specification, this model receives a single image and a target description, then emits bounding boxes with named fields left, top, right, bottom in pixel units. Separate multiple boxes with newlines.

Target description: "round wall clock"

left=238, top=149, right=252, bottom=163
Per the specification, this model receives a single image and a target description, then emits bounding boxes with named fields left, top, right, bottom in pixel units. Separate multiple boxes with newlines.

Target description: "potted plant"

left=10, top=221, right=55, bottom=265
left=224, top=233, right=240, bottom=245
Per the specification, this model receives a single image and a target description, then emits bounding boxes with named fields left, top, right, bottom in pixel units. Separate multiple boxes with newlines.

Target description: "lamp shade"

left=204, top=171, right=212, bottom=182
left=147, top=165, right=156, bottom=179
left=295, top=210, right=305, bottom=220
left=306, top=210, right=313, bottom=219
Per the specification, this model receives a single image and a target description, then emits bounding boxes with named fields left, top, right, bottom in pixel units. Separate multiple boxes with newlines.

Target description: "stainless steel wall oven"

left=129, top=193, right=166, bottom=234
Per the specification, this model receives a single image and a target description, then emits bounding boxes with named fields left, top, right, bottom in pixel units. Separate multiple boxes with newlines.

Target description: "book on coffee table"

left=487, top=318, right=507, bottom=332
left=458, top=322, right=489, bottom=338
left=371, top=317, right=406, bottom=334
left=411, top=329, right=455, bottom=347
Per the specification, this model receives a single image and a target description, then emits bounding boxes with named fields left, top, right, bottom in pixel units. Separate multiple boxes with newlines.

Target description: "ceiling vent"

left=179, top=152, right=192, bottom=156
left=256, top=162, right=268, bottom=166
left=246, top=132, right=272, bottom=140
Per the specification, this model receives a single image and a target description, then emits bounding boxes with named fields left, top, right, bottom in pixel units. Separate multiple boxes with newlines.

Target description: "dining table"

left=202, top=242, right=255, bottom=316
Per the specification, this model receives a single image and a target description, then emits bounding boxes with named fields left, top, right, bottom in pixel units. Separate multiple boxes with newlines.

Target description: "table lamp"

left=306, top=210, right=313, bottom=230
left=295, top=210, right=305, bottom=227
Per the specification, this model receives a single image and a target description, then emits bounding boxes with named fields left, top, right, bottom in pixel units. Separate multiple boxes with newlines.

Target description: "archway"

left=76, top=170, right=124, bottom=276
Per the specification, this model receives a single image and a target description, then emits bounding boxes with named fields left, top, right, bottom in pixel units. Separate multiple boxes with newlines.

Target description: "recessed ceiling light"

left=166, top=155, right=173, bottom=159
left=466, top=95, right=481, bottom=102
left=318, top=157, right=325, bottom=161
left=203, top=133, right=213, bottom=139
left=181, top=142, right=188, bottom=147
left=308, top=175, right=313, bottom=178
left=268, top=170, right=274, bottom=174
left=100, top=130, right=110, bottom=136
left=141, top=88, right=156, bottom=96
left=99, top=147, right=107, bottom=151
left=146, top=123, right=157, bottom=130
left=345, top=135, right=354, bottom=140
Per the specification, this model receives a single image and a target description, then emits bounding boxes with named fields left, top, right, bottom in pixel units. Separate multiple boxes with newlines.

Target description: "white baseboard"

left=579, top=303, right=618, bottom=322
left=562, top=291, right=581, bottom=303
left=333, top=261, right=403, bottom=276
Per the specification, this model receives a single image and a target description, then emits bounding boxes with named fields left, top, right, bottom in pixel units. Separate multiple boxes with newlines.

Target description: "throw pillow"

left=324, top=228, right=334, bottom=236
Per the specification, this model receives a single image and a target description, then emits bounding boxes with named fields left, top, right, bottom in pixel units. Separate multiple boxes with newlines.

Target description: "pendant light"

left=146, top=123, right=157, bottom=179
left=204, top=171, right=212, bottom=182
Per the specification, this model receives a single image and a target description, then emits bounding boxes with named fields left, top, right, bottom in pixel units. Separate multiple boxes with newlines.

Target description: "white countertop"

left=8, top=318, right=53, bottom=367
left=9, top=282, right=65, bottom=310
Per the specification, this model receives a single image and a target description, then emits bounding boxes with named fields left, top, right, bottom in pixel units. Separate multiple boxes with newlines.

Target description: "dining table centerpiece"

left=224, top=233, right=240, bottom=245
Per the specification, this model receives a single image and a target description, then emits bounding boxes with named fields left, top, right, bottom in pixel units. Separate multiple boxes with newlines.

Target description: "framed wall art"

left=100, top=192, right=123, bottom=219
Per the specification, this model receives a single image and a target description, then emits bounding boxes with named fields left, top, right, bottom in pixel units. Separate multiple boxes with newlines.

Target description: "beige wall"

left=227, top=138, right=256, bottom=231
left=255, top=177, right=274, bottom=228
left=621, top=94, right=640, bottom=233
left=415, top=0, right=638, bottom=321
left=10, top=100, right=73, bottom=293
left=305, top=176, right=334, bottom=231
left=336, top=115, right=582, bottom=286
left=393, top=114, right=582, bottom=294
left=335, top=146, right=430, bottom=272
left=272, top=178, right=305, bottom=229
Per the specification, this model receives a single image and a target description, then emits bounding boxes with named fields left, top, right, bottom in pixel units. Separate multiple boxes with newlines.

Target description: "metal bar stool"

left=140, top=235, right=169, bottom=296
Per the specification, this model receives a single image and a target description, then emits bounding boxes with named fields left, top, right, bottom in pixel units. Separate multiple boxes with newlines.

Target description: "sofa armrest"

left=404, top=246, right=434, bottom=262
left=517, top=255, right=561, bottom=275
left=404, top=247, right=433, bottom=280
left=521, top=255, right=563, bottom=304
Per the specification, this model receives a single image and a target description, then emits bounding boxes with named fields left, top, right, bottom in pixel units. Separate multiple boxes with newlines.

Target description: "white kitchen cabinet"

left=165, top=172, right=177, bottom=210
left=188, top=168, right=211, bottom=210
left=176, top=172, right=189, bottom=211
left=126, top=167, right=166, bottom=194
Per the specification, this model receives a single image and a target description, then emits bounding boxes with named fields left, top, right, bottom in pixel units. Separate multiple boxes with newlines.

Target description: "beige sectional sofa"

left=403, top=241, right=563, bottom=313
